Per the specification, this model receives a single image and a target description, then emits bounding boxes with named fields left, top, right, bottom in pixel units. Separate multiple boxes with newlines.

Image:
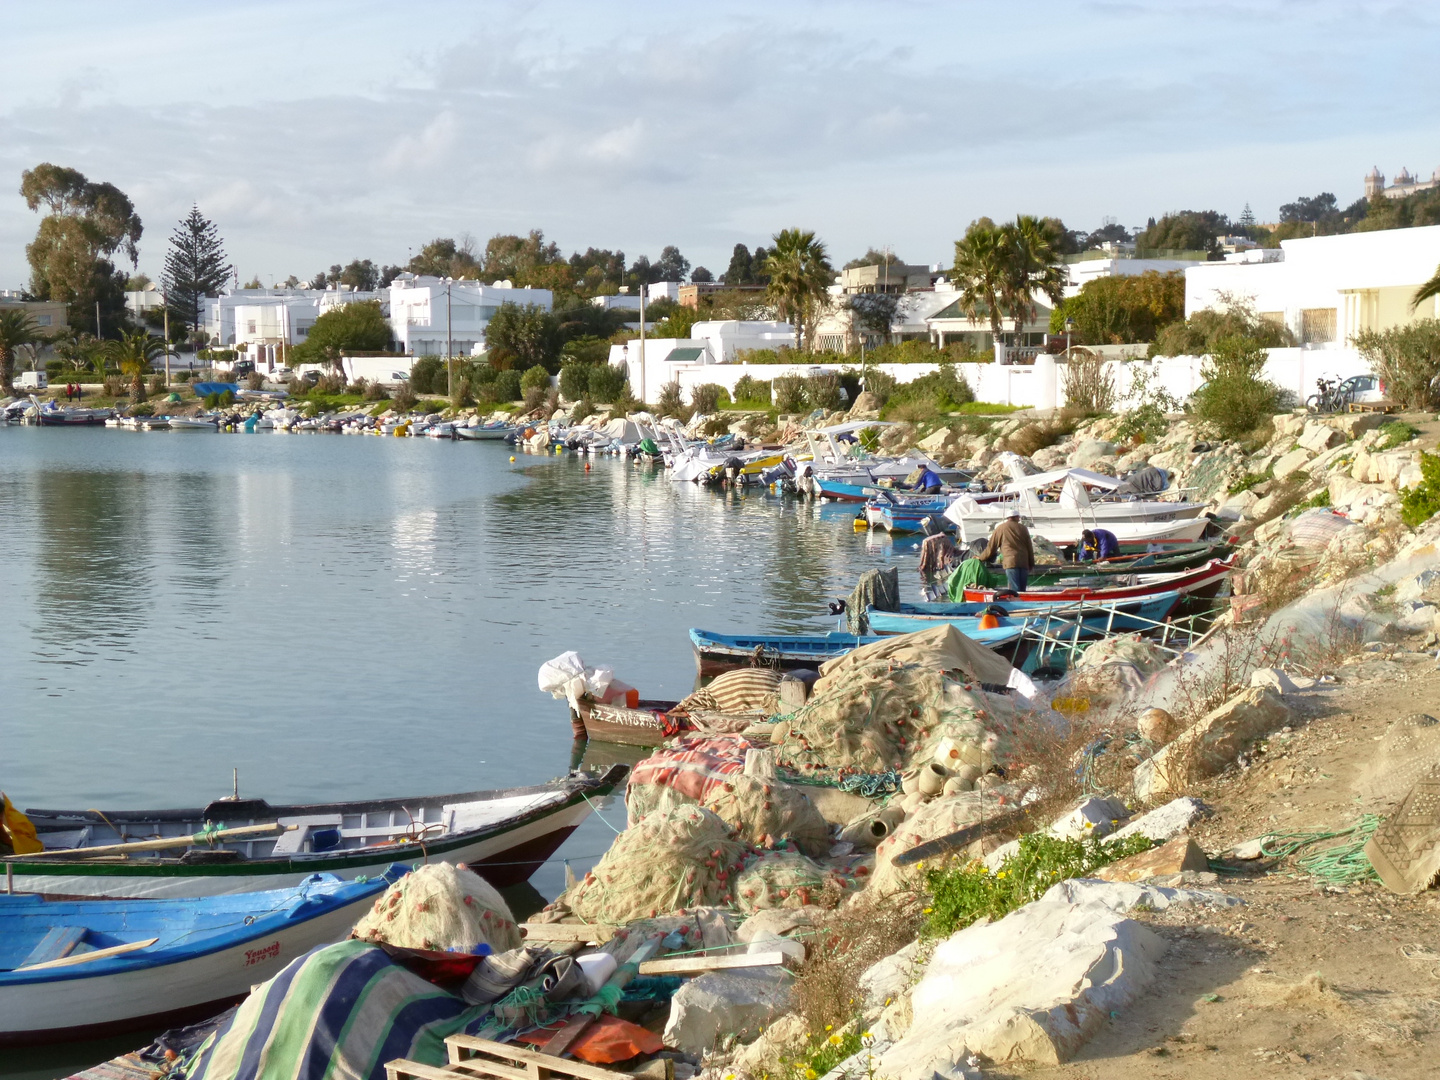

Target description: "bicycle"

left=1306, top=377, right=1350, bottom=414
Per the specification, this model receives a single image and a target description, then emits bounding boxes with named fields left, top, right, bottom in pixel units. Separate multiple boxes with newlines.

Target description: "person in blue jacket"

left=1079, top=527, right=1120, bottom=561
left=911, top=466, right=944, bottom=494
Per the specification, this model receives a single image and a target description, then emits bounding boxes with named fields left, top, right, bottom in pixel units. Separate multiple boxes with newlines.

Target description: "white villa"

left=386, top=275, right=553, bottom=357
left=1184, top=223, right=1440, bottom=347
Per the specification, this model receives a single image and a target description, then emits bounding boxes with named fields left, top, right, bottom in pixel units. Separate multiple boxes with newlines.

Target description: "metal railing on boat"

left=1013, top=598, right=1220, bottom=671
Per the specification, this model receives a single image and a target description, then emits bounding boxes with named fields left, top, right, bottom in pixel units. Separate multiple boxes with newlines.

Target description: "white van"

left=16, top=371, right=48, bottom=390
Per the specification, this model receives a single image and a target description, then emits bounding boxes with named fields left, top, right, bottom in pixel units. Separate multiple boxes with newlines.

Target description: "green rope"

left=1257, top=815, right=1383, bottom=885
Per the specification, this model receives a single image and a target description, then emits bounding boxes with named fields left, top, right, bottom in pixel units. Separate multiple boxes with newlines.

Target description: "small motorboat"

left=7, top=766, right=627, bottom=899
left=863, top=589, right=1184, bottom=636
left=455, top=422, right=520, bottom=441
left=166, top=416, right=219, bottom=431
left=36, top=406, right=114, bottom=426
left=956, top=556, right=1237, bottom=604
left=0, top=868, right=404, bottom=1046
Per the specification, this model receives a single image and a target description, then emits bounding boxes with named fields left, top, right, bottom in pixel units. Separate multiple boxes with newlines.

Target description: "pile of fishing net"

left=770, top=662, right=1000, bottom=776
left=701, top=773, right=831, bottom=858
left=352, top=862, right=522, bottom=953
left=1074, top=633, right=1171, bottom=677
left=625, top=736, right=830, bottom=857
left=868, top=787, right=1016, bottom=895
left=563, top=805, right=749, bottom=924
left=733, top=850, right=873, bottom=914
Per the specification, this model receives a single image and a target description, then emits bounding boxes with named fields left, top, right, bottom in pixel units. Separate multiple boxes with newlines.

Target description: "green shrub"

left=923, top=830, right=1154, bottom=938
left=732, top=374, right=771, bottom=407
left=203, top=392, right=219, bottom=408
left=860, top=368, right=897, bottom=403
left=492, top=370, right=523, bottom=402
left=571, top=394, right=596, bottom=423
left=1374, top=420, right=1420, bottom=452
left=656, top=380, right=689, bottom=419
left=128, top=402, right=154, bottom=417
left=1228, top=471, right=1269, bottom=494
left=1189, top=335, right=1283, bottom=441
left=520, top=365, right=551, bottom=392
left=363, top=380, right=386, bottom=402
left=772, top=374, right=808, bottom=413
left=219, top=389, right=235, bottom=407
left=1297, top=487, right=1332, bottom=509
left=559, top=362, right=591, bottom=401
left=1401, top=451, right=1440, bottom=527
left=1355, top=320, right=1440, bottom=410
left=586, top=364, right=627, bottom=404
left=409, top=356, right=445, bottom=394
left=806, top=371, right=843, bottom=411
left=886, top=362, right=976, bottom=414
left=690, top=383, right=726, bottom=414
left=523, top=384, right=546, bottom=411
left=392, top=381, right=418, bottom=411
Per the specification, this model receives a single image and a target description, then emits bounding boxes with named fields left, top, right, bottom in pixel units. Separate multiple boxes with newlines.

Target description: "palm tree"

left=106, top=330, right=167, bottom=400
left=1412, top=263, right=1440, bottom=311
left=0, top=310, right=40, bottom=394
left=1000, top=215, right=1067, bottom=345
left=951, top=218, right=1007, bottom=347
left=764, top=229, right=834, bottom=351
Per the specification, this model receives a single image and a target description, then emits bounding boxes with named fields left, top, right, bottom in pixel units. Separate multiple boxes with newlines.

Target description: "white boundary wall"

left=631, top=346, right=1372, bottom=410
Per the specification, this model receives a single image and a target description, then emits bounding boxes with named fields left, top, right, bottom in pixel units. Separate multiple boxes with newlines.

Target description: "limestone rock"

left=877, top=896, right=1166, bottom=1074
left=1217, top=489, right=1258, bottom=521
left=1069, top=439, right=1117, bottom=468
left=1249, top=667, right=1317, bottom=692
left=1272, top=447, right=1314, bottom=481
left=859, top=940, right=923, bottom=1015
left=732, top=1011, right=808, bottom=1074
left=1049, top=795, right=1130, bottom=840
left=1133, top=688, right=1293, bottom=800
left=1397, top=568, right=1440, bottom=603
left=663, top=968, right=794, bottom=1055
left=736, top=907, right=817, bottom=944
left=1040, top=878, right=1243, bottom=911
left=917, top=427, right=954, bottom=454
left=1297, top=422, right=1342, bottom=453
left=1324, top=412, right=1387, bottom=439
left=1094, top=836, right=1208, bottom=882
left=1271, top=413, right=1307, bottom=438
left=1108, top=796, right=1208, bottom=843
left=1396, top=601, right=1439, bottom=634
left=849, top=391, right=883, bottom=418
left=1031, top=445, right=1066, bottom=470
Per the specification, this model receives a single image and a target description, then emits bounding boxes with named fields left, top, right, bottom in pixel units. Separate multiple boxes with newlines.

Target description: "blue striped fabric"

left=181, top=939, right=492, bottom=1080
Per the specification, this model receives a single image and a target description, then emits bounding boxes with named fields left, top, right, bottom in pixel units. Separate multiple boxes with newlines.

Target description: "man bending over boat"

left=1079, top=527, right=1120, bottom=561
left=978, top=510, right=1035, bottom=593
left=910, top=466, right=944, bottom=494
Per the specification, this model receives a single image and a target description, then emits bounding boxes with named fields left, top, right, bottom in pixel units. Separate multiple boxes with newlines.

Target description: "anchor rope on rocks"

left=1256, top=814, right=1383, bottom=885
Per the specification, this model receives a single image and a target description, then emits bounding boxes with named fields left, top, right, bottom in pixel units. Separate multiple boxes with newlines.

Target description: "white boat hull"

left=10, top=796, right=593, bottom=899
left=0, top=894, right=370, bottom=1043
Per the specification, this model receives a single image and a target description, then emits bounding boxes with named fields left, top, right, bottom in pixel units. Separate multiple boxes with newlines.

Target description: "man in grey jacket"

left=978, top=510, right=1035, bottom=593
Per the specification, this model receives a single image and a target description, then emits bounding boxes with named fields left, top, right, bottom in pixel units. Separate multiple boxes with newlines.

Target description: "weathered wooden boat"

left=6, top=767, right=627, bottom=900
left=571, top=700, right=681, bottom=747
left=864, top=590, right=1183, bottom=636
left=0, top=869, right=403, bottom=1046
left=957, top=556, right=1236, bottom=604
left=688, top=625, right=1028, bottom=678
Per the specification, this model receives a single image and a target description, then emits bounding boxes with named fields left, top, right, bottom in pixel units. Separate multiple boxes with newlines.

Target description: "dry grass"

left=791, top=892, right=925, bottom=1034
left=1168, top=620, right=1288, bottom=724
left=1004, top=416, right=1076, bottom=457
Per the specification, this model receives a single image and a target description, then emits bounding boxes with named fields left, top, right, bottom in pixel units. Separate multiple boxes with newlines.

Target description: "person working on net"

left=911, top=466, right=944, bottom=494
left=1079, top=527, right=1120, bottom=561
left=917, top=516, right=960, bottom=600
left=978, top=510, right=1035, bottom=593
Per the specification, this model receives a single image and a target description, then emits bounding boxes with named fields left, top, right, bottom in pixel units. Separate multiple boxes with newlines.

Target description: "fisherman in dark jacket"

left=978, top=510, right=1035, bottom=593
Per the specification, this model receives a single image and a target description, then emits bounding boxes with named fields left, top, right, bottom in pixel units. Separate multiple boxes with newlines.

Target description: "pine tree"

left=162, top=206, right=233, bottom=333
left=1239, top=203, right=1256, bottom=229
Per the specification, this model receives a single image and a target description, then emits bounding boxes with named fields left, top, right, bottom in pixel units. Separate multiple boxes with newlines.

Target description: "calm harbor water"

left=0, top=423, right=909, bottom=1078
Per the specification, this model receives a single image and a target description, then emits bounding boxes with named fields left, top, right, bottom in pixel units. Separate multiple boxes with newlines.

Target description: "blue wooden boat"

left=689, top=624, right=1027, bottom=677
left=0, top=867, right=406, bottom=1045
left=863, top=589, right=1183, bottom=636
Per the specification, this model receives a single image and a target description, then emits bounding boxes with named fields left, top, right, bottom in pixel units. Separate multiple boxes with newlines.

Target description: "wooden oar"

left=20, top=937, right=160, bottom=970
left=7, top=822, right=289, bottom=860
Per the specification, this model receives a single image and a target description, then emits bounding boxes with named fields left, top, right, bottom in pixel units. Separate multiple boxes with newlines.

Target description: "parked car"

left=1338, top=374, right=1385, bottom=403
left=232, top=360, right=255, bottom=378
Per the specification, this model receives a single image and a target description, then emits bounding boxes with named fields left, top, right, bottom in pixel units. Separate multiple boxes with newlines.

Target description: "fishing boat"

left=571, top=699, right=681, bottom=746
left=688, top=624, right=1029, bottom=678
left=36, top=406, right=114, bottom=426
left=864, top=493, right=959, bottom=533
left=455, top=422, right=521, bottom=441
left=0, top=868, right=404, bottom=1046
left=956, top=555, right=1236, bottom=604
left=6, top=766, right=627, bottom=899
left=863, top=590, right=1183, bottom=636
left=165, top=416, right=219, bottom=431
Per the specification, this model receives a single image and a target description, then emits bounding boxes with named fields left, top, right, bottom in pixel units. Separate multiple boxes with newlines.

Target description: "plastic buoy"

left=509, top=455, right=516, bottom=462
left=978, top=612, right=1001, bottom=630
left=584, top=461, right=591, bottom=472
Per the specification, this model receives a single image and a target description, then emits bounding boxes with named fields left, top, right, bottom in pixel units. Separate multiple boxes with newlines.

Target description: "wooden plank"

left=12, top=823, right=287, bottom=860
left=21, top=925, right=87, bottom=967
left=519, top=923, right=611, bottom=943
left=539, top=1015, right=596, bottom=1058
left=20, top=937, right=159, bottom=971
left=638, top=951, right=787, bottom=975
left=385, top=1061, right=461, bottom=1080
left=445, top=1036, right=622, bottom=1080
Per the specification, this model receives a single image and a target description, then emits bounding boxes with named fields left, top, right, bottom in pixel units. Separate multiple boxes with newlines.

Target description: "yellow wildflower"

left=996, top=870, right=1007, bottom=879
left=829, top=1035, right=842, bottom=1046
left=806, top=1070, right=818, bottom=1079
left=825, top=1025, right=833, bottom=1032
left=923, top=907, right=933, bottom=914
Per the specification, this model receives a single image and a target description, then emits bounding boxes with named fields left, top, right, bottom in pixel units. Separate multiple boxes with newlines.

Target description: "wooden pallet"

left=1348, top=400, right=1398, bottom=413
left=386, top=1034, right=625, bottom=1080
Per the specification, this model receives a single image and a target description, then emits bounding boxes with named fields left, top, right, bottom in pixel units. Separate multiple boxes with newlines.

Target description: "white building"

left=202, top=287, right=380, bottom=351
left=1184, top=223, right=1440, bottom=348
left=605, top=320, right=797, bottom=403
left=1064, top=256, right=1206, bottom=298
left=386, top=275, right=553, bottom=357
left=590, top=292, right=642, bottom=312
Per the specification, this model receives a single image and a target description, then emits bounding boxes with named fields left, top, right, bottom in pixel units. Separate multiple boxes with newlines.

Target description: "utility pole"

left=163, top=292, right=172, bottom=387
left=95, top=301, right=101, bottom=339
left=638, top=283, right=646, bottom=406
left=445, top=278, right=454, bottom=397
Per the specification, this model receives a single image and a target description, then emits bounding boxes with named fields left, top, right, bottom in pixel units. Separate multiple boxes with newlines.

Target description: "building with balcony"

left=386, top=275, right=552, bottom=357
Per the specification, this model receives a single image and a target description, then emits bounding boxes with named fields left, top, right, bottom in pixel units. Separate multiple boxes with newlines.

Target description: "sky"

left=1, top=0, right=1437, bottom=289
